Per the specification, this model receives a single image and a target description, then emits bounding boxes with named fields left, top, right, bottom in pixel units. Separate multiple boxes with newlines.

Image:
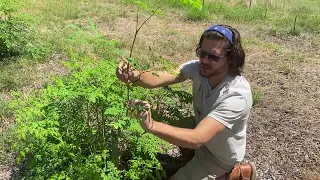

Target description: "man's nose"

left=200, top=55, right=210, bottom=64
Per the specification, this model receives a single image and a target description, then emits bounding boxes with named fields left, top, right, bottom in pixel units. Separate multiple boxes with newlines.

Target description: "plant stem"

left=86, top=101, right=90, bottom=126
left=294, top=15, right=297, bottom=31
left=264, top=8, right=268, bottom=18
left=102, top=106, right=106, bottom=148
left=129, top=5, right=163, bottom=58
left=129, top=11, right=140, bottom=58
left=111, top=129, right=119, bottom=168
left=126, top=3, right=164, bottom=109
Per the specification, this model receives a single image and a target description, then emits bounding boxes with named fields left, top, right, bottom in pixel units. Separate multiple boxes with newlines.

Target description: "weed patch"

left=185, top=7, right=210, bottom=21
left=0, top=97, right=14, bottom=165
left=223, top=5, right=266, bottom=22
left=0, top=98, right=10, bottom=118
left=252, top=89, right=263, bottom=107
left=0, top=128, right=15, bottom=165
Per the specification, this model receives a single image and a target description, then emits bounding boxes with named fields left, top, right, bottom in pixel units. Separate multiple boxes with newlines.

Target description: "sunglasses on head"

left=196, top=48, right=226, bottom=62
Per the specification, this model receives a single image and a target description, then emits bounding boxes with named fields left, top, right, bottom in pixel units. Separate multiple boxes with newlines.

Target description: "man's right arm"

left=116, top=61, right=187, bottom=89
left=133, top=69, right=186, bottom=89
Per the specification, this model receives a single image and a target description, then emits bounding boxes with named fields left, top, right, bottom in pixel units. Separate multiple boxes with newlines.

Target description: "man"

left=116, top=25, right=256, bottom=180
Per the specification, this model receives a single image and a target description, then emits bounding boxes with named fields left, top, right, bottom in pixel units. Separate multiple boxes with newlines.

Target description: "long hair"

left=197, top=25, right=245, bottom=76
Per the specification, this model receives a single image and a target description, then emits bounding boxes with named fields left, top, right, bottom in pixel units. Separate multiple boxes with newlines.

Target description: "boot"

left=227, top=162, right=257, bottom=180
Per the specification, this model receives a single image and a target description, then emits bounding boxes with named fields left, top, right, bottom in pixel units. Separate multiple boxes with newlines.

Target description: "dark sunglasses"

left=196, top=48, right=226, bottom=62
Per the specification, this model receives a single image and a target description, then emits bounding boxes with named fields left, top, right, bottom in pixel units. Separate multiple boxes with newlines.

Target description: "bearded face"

left=198, top=38, right=230, bottom=78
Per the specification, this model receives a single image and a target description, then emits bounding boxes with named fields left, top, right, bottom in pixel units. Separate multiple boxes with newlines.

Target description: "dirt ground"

left=1, top=1, right=319, bottom=180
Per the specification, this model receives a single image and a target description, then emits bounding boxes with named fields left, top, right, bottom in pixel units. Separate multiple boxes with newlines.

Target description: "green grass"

left=0, top=59, right=43, bottom=93
left=208, top=2, right=267, bottom=22
left=0, top=128, right=14, bottom=165
left=0, top=62, right=23, bottom=92
left=0, top=97, right=11, bottom=118
left=124, top=0, right=319, bottom=35
left=0, top=97, right=14, bottom=165
left=185, top=6, right=211, bottom=21
left=252, top=90, right=263, bottom=106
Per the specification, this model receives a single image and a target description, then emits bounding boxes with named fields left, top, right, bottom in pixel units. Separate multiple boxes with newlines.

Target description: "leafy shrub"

left=0, top=0, right=30, bottom=59
left=11, top=57, right=162, bottom=179
left=0, top=15, right=31, bottom=59
left=0, top=0, right=50, bottom=61
left=7, top=2, right=194, bottom=178
left=10, top=36, right=192, bottom=179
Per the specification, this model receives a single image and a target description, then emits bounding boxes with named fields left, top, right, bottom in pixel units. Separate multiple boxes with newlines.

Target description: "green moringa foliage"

left=176, top=0, right=203, bottom=9
left=10, top=1, right=194, bottom=178
left=11, top=53, right=166, bottom=179
left=11, top=31, right=192, bottom=179
left=132, top=0, right=203, bottom=13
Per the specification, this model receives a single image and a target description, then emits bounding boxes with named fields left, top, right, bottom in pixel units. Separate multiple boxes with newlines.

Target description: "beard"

left=200, top=65, right=219, bottom=78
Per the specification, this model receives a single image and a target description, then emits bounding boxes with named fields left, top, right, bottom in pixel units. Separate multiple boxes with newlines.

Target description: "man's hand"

left=128, top=100, right=154, bottom=132
left=116, top=61, right=141, bottom=84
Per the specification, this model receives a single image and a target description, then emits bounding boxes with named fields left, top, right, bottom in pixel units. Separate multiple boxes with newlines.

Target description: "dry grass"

left=243, top=28, right=320, bottom=180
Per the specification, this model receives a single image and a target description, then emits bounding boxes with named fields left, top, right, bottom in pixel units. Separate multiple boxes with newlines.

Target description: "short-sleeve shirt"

left=180, top=60, right=252, bottom=171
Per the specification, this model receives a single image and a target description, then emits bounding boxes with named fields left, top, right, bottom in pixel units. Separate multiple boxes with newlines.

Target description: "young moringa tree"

left=11, top=1, right=200, bottom=179
left=124, top=0, right=203, bottom=102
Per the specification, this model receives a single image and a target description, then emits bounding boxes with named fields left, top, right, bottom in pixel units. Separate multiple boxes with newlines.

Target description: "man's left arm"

left=148, top=94, right=249, bottom=148
left=130, top=93, right=249, bottom=149
left=149, top=117, right=225, bottom=149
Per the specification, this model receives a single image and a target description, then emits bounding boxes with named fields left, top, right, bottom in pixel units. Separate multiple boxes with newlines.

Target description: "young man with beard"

left=116, top=25, right=256, bottom=180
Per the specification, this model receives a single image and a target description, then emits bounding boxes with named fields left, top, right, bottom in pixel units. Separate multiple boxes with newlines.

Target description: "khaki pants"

left=167, top=117, right=231, bottom=180
left=169, top=155, right=229, bottom=180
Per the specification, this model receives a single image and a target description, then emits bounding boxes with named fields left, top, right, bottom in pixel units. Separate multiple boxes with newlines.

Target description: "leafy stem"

left=129, top=4, right=163, bottom=58
left=126, top=3, right=164, bottom=112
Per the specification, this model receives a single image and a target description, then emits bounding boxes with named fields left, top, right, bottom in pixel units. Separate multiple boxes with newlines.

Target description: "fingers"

left=127, top=100, right=153, bottom=132
left=127, top=100, right=151, bottom=117
left=117, top=62, right=128, bottom=74
left=116, top=62, right=128, bottom=83
left=139, top=111, right=148, bottom=118
left=118, top=61, right=133, bottom=72
left=119, top=61, right=128, bottom=70
left=116, top=61, right=135, bottom=83
left=127, top=100, right=151, bottom=108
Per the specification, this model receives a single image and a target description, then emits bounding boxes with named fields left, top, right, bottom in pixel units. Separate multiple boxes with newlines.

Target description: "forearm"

left=133, top=71, right=169, bottom=89
left=133, top=70, right=184, bottom=89
left=149, top=121, right=203, bottom=149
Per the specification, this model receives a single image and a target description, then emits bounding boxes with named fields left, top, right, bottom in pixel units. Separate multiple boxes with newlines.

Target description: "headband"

left=206, top=25, right=233, bottom=44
